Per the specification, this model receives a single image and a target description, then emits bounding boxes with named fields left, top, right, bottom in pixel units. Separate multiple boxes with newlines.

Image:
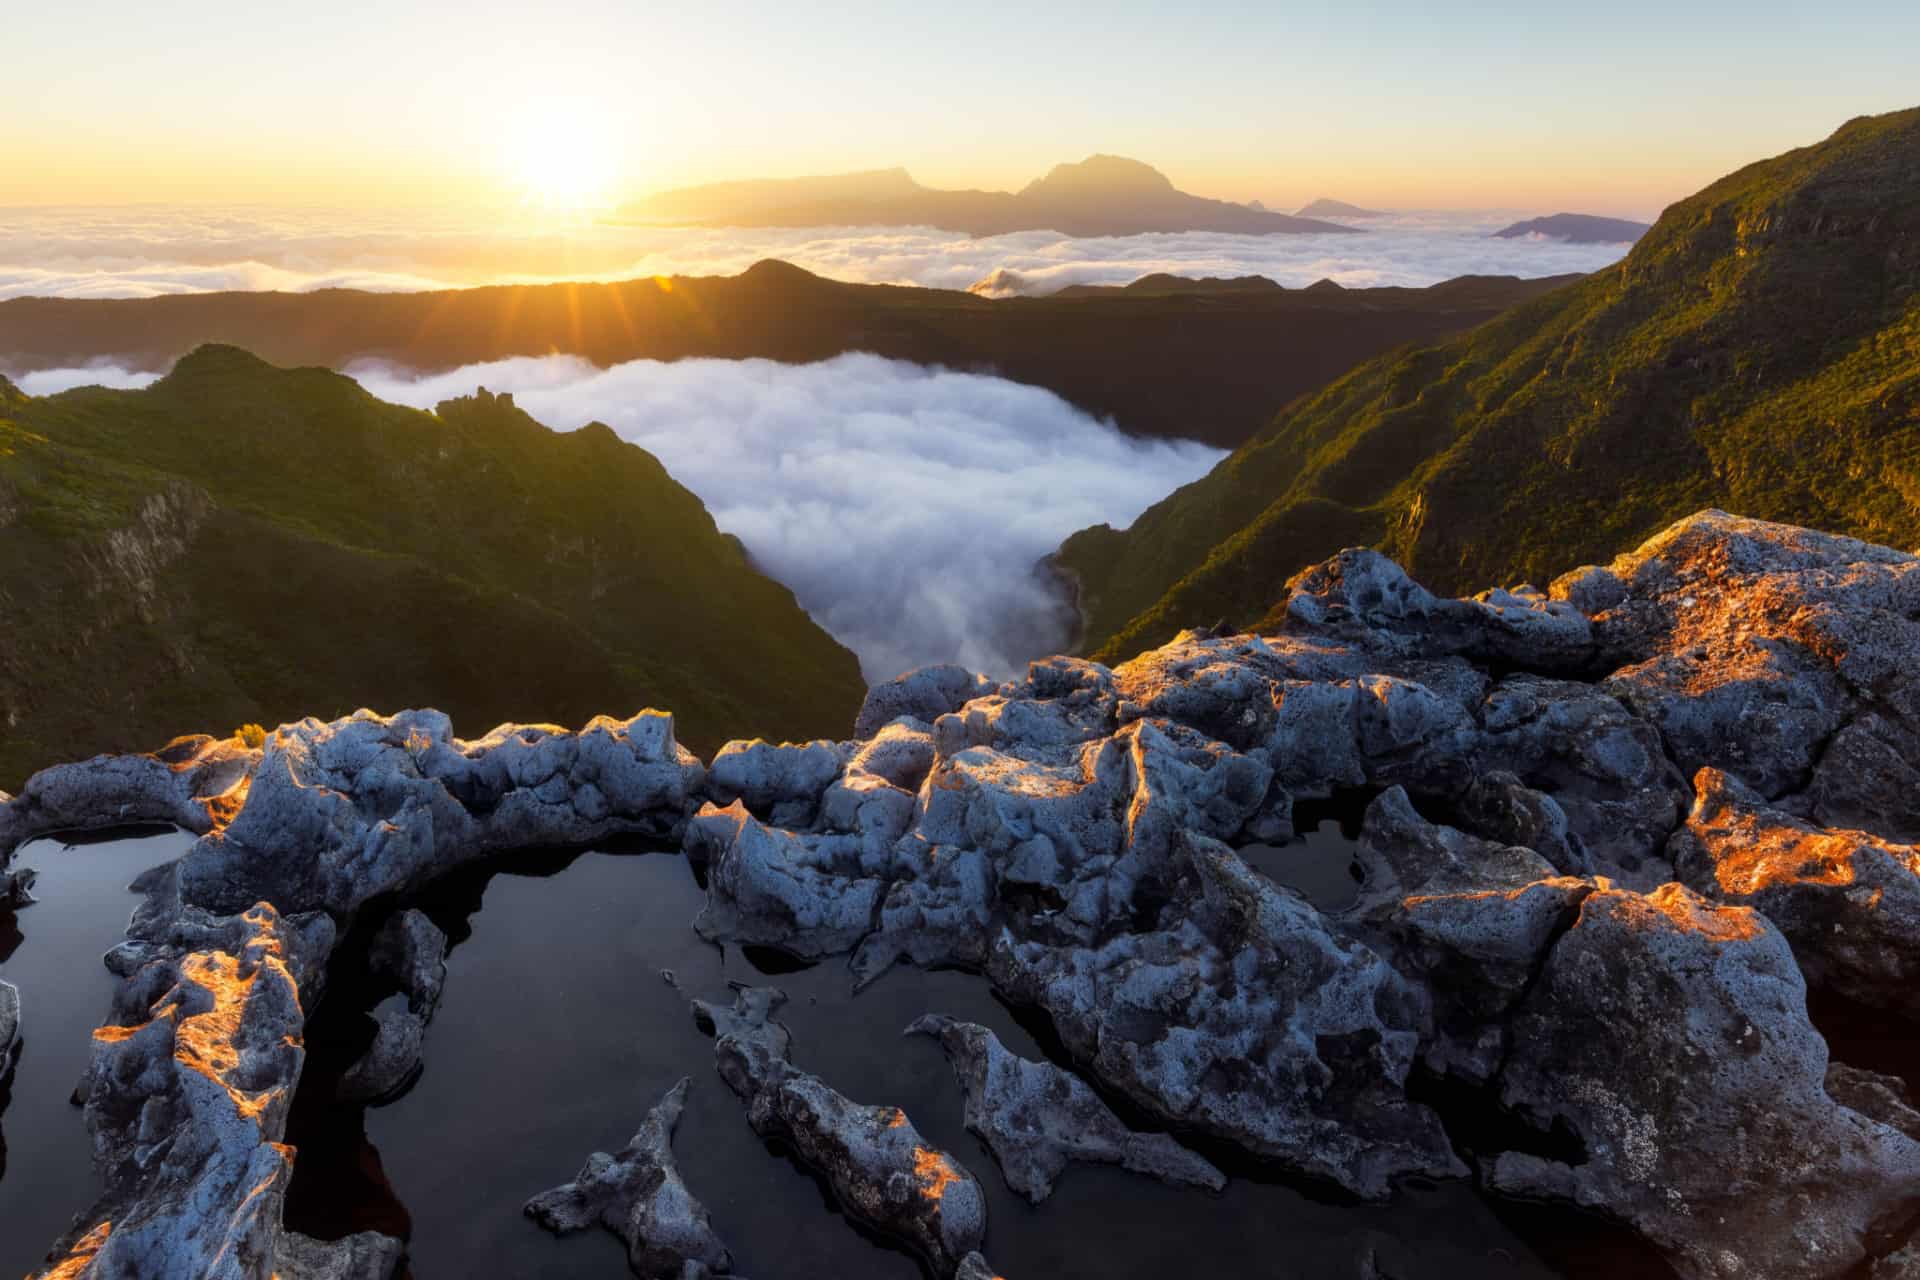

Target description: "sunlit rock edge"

left=6, top=509, right=1920, bottom=1279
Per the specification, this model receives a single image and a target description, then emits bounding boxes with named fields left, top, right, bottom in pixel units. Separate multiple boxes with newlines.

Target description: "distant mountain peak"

left=1296, top=198, right=1387, bottom=219
left=1021, top=154, right=1177, bottom=198
left=1491, top=213, right=1651, bottom=244
left=625, top=155, right=1361, bottom=239
left=740, top=258, right=822, bottom=282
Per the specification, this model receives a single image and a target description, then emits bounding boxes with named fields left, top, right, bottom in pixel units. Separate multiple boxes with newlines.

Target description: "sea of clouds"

left=1, top=204, right=1623, bottom=682
left=0, top=205, right=1631, bottom=300
left=338, top=353, right=1225, bottom=681
left=18, top=354, right=1215, bottom=679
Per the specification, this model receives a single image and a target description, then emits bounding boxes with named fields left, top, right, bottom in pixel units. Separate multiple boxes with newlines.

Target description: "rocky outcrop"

left=179, top=709, right=704, bottom=916
left=1671, top=768, right=1920, bottom=1016
left=336, top=909, right=451, bottom=1102
left=272, top=1230, right=405, bottom=1280
left=525, top=1077, right=735, bottom=1279
left=691, top=985, right=987, bottom=1275
left=991, top=834, right=1462, bottom=1198
left=907, top=1014, right=1224, bottom=1202
left=39, top=904, right=318, bottom=1279
left=12, top=707, right=707, bottom=1280
left=16, top=510, right=1920, bottom=1280
left=1489, top=884, right=1920, bottom=1280
left=0, top=733, right=257, bottom=858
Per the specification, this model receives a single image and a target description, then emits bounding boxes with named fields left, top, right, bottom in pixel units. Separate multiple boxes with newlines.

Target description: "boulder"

left=908, top=1013, right=1224, bottom=1202
left=368, top=909, right=448, bottom=1017
left=991, top=834, right=1461, bottom=1198
left=525, top=1077, right=734, bottom=1279
left=1671, top=768, right=1920, bottom=1016
left=272, top=1230, right=405, bottom=1280
left=1490, top=883, right=1920, bottom=1279
left=693, top=985, right=987, bottom=1275
left=0, top=732, right=257, bottom=859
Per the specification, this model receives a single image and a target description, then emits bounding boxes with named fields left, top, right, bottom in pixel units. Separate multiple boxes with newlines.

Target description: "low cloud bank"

left=351, top=353, right=1226, bottom=681
left=11, top=363, right=161, bottom=395
left=0, top=205, right=1630, bottom=300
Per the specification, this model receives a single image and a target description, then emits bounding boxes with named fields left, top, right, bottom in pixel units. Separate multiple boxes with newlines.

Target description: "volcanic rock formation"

left=7, top=510, right=1920, bottom=1278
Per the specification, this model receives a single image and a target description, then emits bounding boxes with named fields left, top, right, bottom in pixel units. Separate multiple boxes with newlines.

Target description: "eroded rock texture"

left=6, top=709, right=706, bottom=1279
left=907, top=1013, right=1224, bottom=1202
left=1489, top=884, right=1920, bottom=1279
left=0, top=979, right=19, bottom=1077
left=525, top=1077, right=735, bottom=1279
left=12, top=510, right=1920, bottom=1279
left=692, top=985, right=988, bottom=1275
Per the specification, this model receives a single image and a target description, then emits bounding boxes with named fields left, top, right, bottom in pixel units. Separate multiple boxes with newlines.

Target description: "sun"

left=505, top=99, right=621, bottom=213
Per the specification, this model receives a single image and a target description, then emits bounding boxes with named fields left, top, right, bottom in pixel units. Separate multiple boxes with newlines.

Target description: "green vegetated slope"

left=0, top=346, right=865, bottom=787
left=1058, top=106, right=1920, bottom=661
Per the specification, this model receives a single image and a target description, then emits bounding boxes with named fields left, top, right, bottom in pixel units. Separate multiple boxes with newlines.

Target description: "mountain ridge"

left=619, top=154, right=1363, bottom=238
left=1491, top=212, right=1652, bottom=243
left=1054, top=105, right=1920, bottom=661
left=0, top=266, right=1577, bottom=451
left=0, top=346, right=867, bottom=787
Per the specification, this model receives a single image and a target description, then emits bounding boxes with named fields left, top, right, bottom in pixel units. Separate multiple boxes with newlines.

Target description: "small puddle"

left=283, top=844, right=1653, bottom=1279
left=1236, top=795, right=1368, bottom=912
left=0, top=826, right=194, bottom=1279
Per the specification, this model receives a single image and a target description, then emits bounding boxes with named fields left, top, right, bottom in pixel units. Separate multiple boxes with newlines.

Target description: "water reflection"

left=284, top=845, right=1655, bottom=1278
left=0, top=827, right=194, bottom=1279
left=1237, top=794, right=1369, bottom=912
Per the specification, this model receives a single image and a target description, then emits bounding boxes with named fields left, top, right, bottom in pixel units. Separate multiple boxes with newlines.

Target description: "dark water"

left=0, top=827, right=194, bottom=1277
left=1237, top=796, right=1368, bottom=912
left=283, top=846, right=1663, bottom=1280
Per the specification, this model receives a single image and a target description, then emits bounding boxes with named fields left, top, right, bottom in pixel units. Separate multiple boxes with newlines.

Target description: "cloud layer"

left=13, top=363, right=161, bottom=395
left=348, top=353, right=1225, bottom=681
left=0, top=205, right=1630, bottom=300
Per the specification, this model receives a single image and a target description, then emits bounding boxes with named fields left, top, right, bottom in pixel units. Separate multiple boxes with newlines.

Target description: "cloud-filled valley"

left=325, top=354, right=1223, bottom=682
left=0, top=205, right=1632, bottom=301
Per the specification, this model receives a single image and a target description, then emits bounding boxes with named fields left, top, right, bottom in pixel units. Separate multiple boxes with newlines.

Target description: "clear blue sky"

left=3, top=0, right=1915, bottom=215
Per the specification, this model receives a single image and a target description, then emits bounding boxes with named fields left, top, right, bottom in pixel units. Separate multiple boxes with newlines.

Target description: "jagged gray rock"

left=337, top=1004, right=425, bottom=1103
left=693, top=985, right=987, bottom=1275
left=992, top=833, right=1462, bottom=1198
left=687, top=800, right=886, bottom=958
left=1572, top=511, right=1920, bottom=816
left=0, top=733, right=257, bottom=859
left=1489, top=882, right=1920, bottom=1280
left=179, top=709, right=704, bottom=916
left=525, top=1077, right=734, bottom=1279
left=369, top=908, right=448, bottom=1016
left=907, top=1013, right=1224, bottom=1202
left=1671, top=767, right=1920, bottom=1016
left=19, top=510, right=1920, bottom=1280
left=954, top=1253, right=1006, bottom=1280
left=273, top=1229, right=405, bottom=1280
left=1, top=864, right=36, bottom=907
left=17, top=707, right=707, bottom=1280
left=1454, top=770, right=1592, bottom=875
left=855, top=665, right=996, bottom=739
left=0, top=979, right=19, bottom=1077
left=39, top=904, right=315, bottom=1280
left=1345, top=786, right=1559, bottom=922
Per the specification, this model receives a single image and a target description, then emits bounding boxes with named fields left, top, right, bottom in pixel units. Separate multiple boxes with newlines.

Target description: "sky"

left=4, top=1, right=1917, bottom=217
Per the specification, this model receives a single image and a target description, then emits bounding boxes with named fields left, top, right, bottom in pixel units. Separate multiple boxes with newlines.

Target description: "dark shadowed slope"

left=1056, top=106, right=1920, bottom=660
left=1491, top=213, right=1653, bottom=243
left=0, top=266, right=1576, bottom=450
left=619, top=155, right=1362, bottom=237
left=0, top=347, right=865, bottom=788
